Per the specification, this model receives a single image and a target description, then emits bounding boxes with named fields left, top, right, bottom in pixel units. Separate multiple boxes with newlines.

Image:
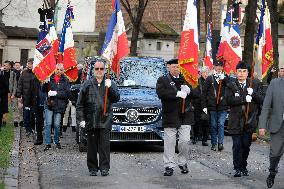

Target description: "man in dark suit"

left=156, top=59, right=197, bottom=176
left=225, top=61, right=264, bottom=177
left=259, top=66, right=284, bottom=188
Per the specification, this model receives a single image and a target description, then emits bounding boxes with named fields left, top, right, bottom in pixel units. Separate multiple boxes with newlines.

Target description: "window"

left=20, top=49, right=29, bottom=66
left=156, top=42, right=161, bottom=51
left=0, top=49, right=3, bottom=65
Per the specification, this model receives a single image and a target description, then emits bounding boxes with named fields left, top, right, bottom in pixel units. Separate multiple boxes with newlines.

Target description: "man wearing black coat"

left=43, top=64, right=70, bottom=151
left=225, top=61, right=264, bottom=177
left=202, top=61, right=229, bottom=151
left=16, top=58, right=36, bottom=136
left=0, top=71, right=9, bottom=130
left=76, top=60, right=120, bottom=177
left=156, top=59, right=197, bottom=176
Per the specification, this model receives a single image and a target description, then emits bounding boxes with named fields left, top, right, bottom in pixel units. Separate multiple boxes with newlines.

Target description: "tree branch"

left=1, top=0, right=13, bottom=11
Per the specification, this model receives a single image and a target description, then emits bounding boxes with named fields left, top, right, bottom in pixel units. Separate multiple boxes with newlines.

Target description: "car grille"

left=112, top=107, right=161, bottom=125
left=110, top=132, right=162, bottom=141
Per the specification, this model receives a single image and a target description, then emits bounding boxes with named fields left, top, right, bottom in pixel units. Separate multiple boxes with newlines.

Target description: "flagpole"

left=245, top=44, right=256, bottom=125
left=103, top=63, right=111, bottom=116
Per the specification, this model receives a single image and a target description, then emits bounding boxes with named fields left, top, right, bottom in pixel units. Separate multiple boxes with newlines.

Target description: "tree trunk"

left=130, top=23, right=140, bottom=56
left=227, top=0, right=233, bottom=10
left=267, top=0, right=279, bottom=68
left=243, top=0, right=257, bottom=65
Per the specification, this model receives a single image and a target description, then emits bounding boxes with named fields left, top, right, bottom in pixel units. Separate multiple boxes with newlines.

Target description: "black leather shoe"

left=241, top=169, right=249, bottom=176
left=14, top=122, right=18, bottom=127
left=164, top=167, right=174, bottom=176
left=44, top=144, right=51, bottom=151
left=63, top=126, right=67, bottom=132
left=211, top=145, right=217, bottom=151
left=218, top=143, right=224, bottom=151
left=89, top=170, right=97, bottom=176
left=266, top=173, right=275, bottom=188
left=192, top=138, right=197, bottom=144
left=234, top=170, right=242, bottom=177
left=19, top=121, right=24, bottom=127
left=101, top=170, right=109, bottom=176
left=34, top=140, right=43, bottom=145
left=55, top=143, right=62, bottom=149
left=178, top=164, right=189, bottom=174
left=72, top=126, right=76, bottom=132
left=202, top=142, right=208, bottom=146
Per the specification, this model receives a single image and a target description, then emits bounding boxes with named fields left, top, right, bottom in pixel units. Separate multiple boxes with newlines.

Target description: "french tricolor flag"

left=203, top=21, right=213, bottom=69
left=101, top=0, right=129, bottom=77
left=256, top=0, right=273, bottom=79
left=58, top=5, right=78, bottom=82
left=217, top=7, right=242, bottom=74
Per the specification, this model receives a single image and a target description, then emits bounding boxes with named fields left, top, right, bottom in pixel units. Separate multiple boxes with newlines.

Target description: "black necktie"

left=240, top=83, right=245, bottom=89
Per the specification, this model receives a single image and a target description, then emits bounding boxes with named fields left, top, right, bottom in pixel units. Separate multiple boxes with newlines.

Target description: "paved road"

left=32, top=129, right=283, bottom=189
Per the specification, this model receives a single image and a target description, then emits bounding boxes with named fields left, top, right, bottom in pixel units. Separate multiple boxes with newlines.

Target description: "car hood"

left=113, top=87, right=161, bottom=108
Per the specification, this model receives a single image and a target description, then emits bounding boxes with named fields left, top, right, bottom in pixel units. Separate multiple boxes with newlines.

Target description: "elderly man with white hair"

left=192, top=66, right=210, bottom=146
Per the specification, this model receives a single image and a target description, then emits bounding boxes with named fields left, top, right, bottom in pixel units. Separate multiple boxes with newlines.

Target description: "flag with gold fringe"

left=178, top=0, right=199, bottom=87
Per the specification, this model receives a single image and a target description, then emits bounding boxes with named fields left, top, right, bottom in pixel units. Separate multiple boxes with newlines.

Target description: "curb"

left=4, top=127, right=20, bottom=189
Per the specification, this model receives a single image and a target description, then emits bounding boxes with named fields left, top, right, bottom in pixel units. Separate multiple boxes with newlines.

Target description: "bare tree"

left=243, top=0, right=257, bottom=65
left=267, top=0, right=279, bottom=68
left=121, top=0, right=149, bottom=56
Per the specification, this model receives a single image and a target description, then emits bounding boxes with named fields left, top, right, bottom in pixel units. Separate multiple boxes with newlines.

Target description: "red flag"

left=178, top=0, right=199, bottom=87
left=33, top=17, right=58, bottom=82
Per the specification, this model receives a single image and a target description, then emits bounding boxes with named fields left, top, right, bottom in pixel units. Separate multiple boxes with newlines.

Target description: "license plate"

left=119, top=126, right=145, bottom=132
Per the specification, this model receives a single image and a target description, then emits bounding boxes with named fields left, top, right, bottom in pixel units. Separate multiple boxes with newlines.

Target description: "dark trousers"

left=23, top=107, right=35, bottom=133
left=269, top=123, right=284, bottom=175
left=87, top=128, right=110, bottom=172
left=232, top=132, right=252, bottom=171
left=35, top=106, right=44, bottom=141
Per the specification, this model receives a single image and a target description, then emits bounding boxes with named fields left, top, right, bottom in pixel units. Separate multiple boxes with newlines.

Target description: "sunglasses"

left=94, top=67, right=105, bottom=71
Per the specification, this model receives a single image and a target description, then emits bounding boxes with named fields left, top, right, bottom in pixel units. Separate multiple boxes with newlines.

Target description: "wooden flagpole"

left=245, top=45, right=256, bottom=125
left=103, top=64, right=110, bottom=116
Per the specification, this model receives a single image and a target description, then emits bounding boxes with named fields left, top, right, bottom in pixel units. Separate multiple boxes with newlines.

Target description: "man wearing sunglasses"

left=76, top=60, right=120, bottom=177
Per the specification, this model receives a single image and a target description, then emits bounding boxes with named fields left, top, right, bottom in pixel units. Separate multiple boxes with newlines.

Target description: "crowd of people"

left=156, top=59, right=284, bottom=189
left=0, top=58, right=283, bottom=188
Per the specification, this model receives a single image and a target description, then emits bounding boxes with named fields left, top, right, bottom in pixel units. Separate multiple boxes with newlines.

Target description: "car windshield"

left=116, top=58, right=167, bottom=88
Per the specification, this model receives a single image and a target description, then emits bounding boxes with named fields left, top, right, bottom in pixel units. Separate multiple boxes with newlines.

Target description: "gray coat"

left=259, top=78, right=284, bottom=133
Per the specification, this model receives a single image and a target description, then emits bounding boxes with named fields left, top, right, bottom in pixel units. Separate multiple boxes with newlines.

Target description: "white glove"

left=105, top=79, right=111, bottom=88
left=48, top=90, right=57, bottom=97
left=247, top=87, right=253, bottom=95
left=246, top=95, right=252, bottom=103
left=181, top=85, right=191, bottom=94
left=176, top=91, right=187, bottom=99
left=79, top=121, right=86, bottom=128
left=219, top=73, right=225, bottom=80
left=203, top=108, right=208, bottom=114
left=234, top=93, right=240, bottom=97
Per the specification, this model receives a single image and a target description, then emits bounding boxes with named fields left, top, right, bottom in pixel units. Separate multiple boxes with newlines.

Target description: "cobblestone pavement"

left=18, top=127, right=284, bottom=189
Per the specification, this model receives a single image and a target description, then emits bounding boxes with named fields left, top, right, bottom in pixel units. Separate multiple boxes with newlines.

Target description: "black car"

left=76, top=57, right=167, bottom=152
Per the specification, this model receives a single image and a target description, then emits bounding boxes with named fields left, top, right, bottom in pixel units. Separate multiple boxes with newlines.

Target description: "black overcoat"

left=0, top=73, right=9, bottom=115
left=156, top=74, right=197, bottom=128
left=225, top=79, right=264, bottom=134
